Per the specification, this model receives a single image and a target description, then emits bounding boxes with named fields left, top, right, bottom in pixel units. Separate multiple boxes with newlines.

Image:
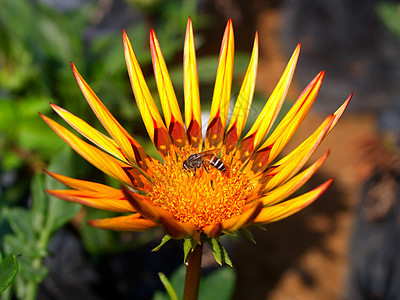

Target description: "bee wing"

left=198, top=148, right=221, bottom=157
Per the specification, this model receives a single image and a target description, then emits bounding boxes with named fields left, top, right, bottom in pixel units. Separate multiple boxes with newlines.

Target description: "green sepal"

left=183, top=236, right=197, bottom=263
left=252, top=224, right=267, bottom=232
left=239, top=227, right=256, bottom=244
left=220, top=242, right=232, bottom=267
left=207, top=238, right=232, bottom=267
left=158, top=272, right=178, bottom=300
left=152, top=235, right=172, bottom=252
left=0, top=254, right=19, bottom=295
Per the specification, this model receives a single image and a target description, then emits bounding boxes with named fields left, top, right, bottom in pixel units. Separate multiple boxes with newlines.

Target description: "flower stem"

left=183, top=243, right=203, bottom=300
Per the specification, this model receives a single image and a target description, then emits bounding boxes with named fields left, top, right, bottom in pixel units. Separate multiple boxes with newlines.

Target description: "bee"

left=183, top=149, right=226, bottom=175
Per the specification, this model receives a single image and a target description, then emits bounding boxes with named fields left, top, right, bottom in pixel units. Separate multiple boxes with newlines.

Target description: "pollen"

left=147, top=147, right=255, bottom=229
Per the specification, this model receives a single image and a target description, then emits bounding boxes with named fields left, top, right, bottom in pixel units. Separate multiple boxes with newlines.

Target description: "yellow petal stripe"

left=223, top=32, right=259, bottom=155
left=71, top=63, right=148, bottom=169
left=88, top=214, right=158, bottom=231
left=259, top=151, right=329, bottom=206
left=263, top=114, right=335, bottom=191
left=150, top=29, right=187, bottom=148
left=50, top=103, right=129, bottom=163
left=46, top=189, right=136, bottom=213
left=184, top=18, right=202, bottom=150
left=246, top=71, right=325, bottom=173
left=254, top=180, right=333, bottom=224
left=41, top=114, right=147, bottom=188
left=123, top=30, right=172, bottom=156
left=45, top=170, right=125, bottom=194
left=205, top=19, right=234, bottom=149
left=264, top=71, right=324, bottom=161
left=236, top=44, right=300, bottom=161
left=221, top=201, right=262, bottom=233
left=262, top=96, right=351, bottom=190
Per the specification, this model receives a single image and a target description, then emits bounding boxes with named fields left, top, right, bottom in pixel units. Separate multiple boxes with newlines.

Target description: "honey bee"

left=183, top=149, right=226, bottom=175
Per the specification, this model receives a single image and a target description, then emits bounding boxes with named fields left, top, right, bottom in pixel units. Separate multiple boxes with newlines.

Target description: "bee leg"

left=202, top=163, right=210, bottom=173
left=210, top=180, right=214, bottom=190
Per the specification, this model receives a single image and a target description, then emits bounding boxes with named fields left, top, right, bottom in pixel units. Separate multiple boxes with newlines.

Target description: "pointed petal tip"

left=40, top=112, right=50, bottom=123
left=49, top=102, right=61, bottom=111
left=70, top=62, right=80, bottom=80
left=321, top=178, right=334, bottom=191
left=149, top=29, right=158, bottom=59
left=43, top=168, right=52, bottom=176
left=122, top=29, right=129, bottom=45
left=186, top=17, right=193, bottom=34
left=223, top=19, right=233, bottom=36
left=344, top=93, right=353, bottom=106
left=43, top=169, right=58, bottom=181
left=70, top=62, right=78, bottom=75
left=339, top=93, right=352, bottom=112
left=149, top=29, right=156, bottom=45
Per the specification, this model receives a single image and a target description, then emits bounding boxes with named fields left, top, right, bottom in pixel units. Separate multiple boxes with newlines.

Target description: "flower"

left=40, top=18, right=351, bottom=243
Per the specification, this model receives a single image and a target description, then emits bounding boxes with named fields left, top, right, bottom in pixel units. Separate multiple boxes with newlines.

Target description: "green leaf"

left=17, top=118, right=64, bottom=154
left=199, top=268, right=236, bottom=300
left=207, top=239, right=222, bottom=265
left=183, top=237, right=197, bottom=263
left=0, top=254, right=19, bottom=295
left=2, top=235, right=48, bottom=282
left=3, top=235, right=34, bottom=263
left=16, top=96, right=51, bottom=118
left=376, top=2, right=400, bottom=39
left=153, top=265, right=186, bottom=300
left=152, top=235, right=172, bottom=252
left=252, top=224, right=267, bottom=232
left=0, top=100, right=17, bottom=131
left=18, top=263, right=49, bottom=283
left=158, top=272, right=178, bottom=300
left=79, top=208, right=118, bottom=255
left=31, top=173, right=47, bottom=233
left=207, top=239, right=232, bottom=267
left=240, top=227, right=256, bottom=244
left=220, top=243, right=232, bottom=268
left=44, top=146, right=81, bottom=234
left=6, top=208, right=35, bottom=244
left=152, top=291, right=167, bottom=300
left=183, top=238, right=192, bottom=263
left=168, top=265, right=186, bottom=300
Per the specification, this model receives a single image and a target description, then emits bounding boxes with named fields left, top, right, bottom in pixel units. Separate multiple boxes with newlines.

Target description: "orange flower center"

left=147, top=147, right=254, bottom=229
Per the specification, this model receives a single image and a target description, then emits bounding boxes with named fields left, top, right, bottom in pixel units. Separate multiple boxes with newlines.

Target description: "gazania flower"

left=41, top=19, right=351, bottom=245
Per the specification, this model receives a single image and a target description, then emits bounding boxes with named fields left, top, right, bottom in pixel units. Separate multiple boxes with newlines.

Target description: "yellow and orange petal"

left=42, top=18, right=352, bottom=242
